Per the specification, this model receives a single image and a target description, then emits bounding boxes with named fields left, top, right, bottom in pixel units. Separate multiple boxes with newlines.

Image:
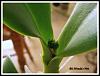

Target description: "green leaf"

left=3, top=57, right=18, bottom=73
left=44, top=57, right=62, bottom=73
left=3, top=3, right=53, bottom=44
left=56, top=3, right=97, bottom=56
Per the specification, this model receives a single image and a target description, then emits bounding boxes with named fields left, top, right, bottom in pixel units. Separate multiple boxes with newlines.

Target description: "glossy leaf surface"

left=57, top=3, right=97, bottom=57
left=3, top=3, right=53, bottom=44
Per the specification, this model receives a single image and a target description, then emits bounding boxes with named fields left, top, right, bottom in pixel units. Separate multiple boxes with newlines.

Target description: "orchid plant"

left=3, top=3, right=97, bottom=73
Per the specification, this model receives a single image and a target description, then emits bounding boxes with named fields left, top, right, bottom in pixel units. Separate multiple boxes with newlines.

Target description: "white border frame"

left=1, top=1, right=99, bottom=75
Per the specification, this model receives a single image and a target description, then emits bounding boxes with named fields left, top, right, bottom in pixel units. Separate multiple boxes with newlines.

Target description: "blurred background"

left=3, top=3, right=97, bottom=73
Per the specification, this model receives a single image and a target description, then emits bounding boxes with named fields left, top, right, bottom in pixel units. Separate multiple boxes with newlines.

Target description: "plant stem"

left=43, top=57, right=62, bottom=73
left=40, top=39, right=62, bottom=73
left=44, top=65, right=59, bottom=73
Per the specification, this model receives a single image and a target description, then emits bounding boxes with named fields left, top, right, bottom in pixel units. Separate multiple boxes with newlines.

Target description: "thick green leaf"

left=57, top=5, right=97, bottom=57
left=56, top=3, right=97, bottom=56
left=3, top=3, right=53, bottom=44
left=3, top=57, right=18, bottom=73
left=44, top=57, right=62, bottom=73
